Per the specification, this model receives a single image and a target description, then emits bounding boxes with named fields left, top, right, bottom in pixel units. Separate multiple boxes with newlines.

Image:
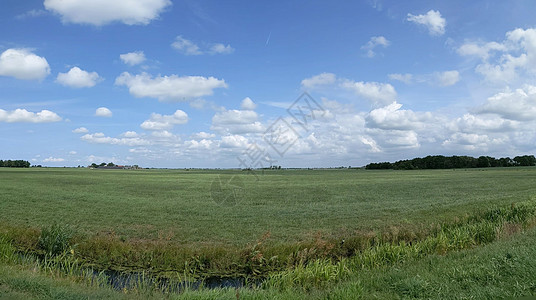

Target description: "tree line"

left=0, top=160, right=31, bottom=168
left=365, top=155, right=536, bottom=170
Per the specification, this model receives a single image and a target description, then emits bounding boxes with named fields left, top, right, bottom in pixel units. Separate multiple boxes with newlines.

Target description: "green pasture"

left=1, top=167, right=536, bottom=246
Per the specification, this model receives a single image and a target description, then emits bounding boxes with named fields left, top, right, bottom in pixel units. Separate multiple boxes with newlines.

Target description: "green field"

left=2, top=167, right=536, bottom=245
left=1, top=167, right=536, bottom=298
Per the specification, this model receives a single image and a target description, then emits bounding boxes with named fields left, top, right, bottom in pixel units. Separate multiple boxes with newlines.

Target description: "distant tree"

left=99, top=162, right=106, bottom=167
left=0, top=159, right=30, bottom=168
left=366, top=154, right=535, bottom=170
left=107, top=162, right=115, bottom=167
left=477, top=156, right=490, bottom=168
left=514, top=155, right=536, bottom=166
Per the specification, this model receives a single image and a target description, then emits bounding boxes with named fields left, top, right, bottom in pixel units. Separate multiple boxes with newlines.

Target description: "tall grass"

left=262, top=200, right=536, bottom=291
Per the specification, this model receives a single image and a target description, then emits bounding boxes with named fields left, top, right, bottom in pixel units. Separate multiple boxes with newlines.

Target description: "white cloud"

left=361, top=36, right=390, bottom=58
left=209, top=43, right=234, bottom=55
left=115, top=72, right=227, bottom=102
left=475, top=85, right=536, bottom=121
left=184, top=139, right=214, bottom=150
left=56, top=67, right=101, bottom=88
left=16, top=9, right=47, bottom=20
left=388, top=73, right=413, bottom=84
left=240, top=97, right=257, bottom=110
left=301, top=73, right=337, bottom=89
left=359, top=136, right=381, bottom=153
left=43, top=157, right=65, bottom=162
left=81, top=132, right=151, bottom=146
left=43, top=0, right=171, bottom=26
left=220, top=135, right=250, bottom=148
left=449, top=113, right=518, bottom=133
left=340, top=80, right=397, bottom=107
left=442, top=132, right=506, bottom=151
left=457, top=42, right=506, bottom=60
left=388, top=71, right=459, bottom=86
left=191, top=131, right=216, bottom=139
left=211, top=109, right=264, bottom=134
left=301, top=73, right=398, bottom=107
left=172, top=36, right=235, bottom=55
left=0, top=49, right=50, bottom=80
left=367, top=128, right=421, bottom=149
left=407, top=10, right=446, bottom=36
left=121, top=131, right=139, bottom=138
left=171, top=36, right=202, bottom=55
left=435, top=70, right=459, bottom=86
left=458, top=28, right=536, bottom=83
left=69, top=151, right=77, bottom=155
left=366, top=102, right=433, bottom=131
left=140, top=110, right=188, bottom=130
left=120, top=51, right=146, bottom=65
left=95, top=107, right=112, bottom=117
left=72, top=127, right=89, bottom=133
left=0, top=108, right=61, bottom=123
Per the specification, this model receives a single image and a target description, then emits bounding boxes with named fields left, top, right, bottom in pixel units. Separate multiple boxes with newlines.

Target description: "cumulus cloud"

left=366, top=102, right=433, bottom=131
left=172, top=36, right=234, bottom=55
left=120, top=51, right=146, bottom=65
left=43, top=0, right=172, bottom=26
left=121, top=131, right=139, bottom=138
left=458, top=28, right=536, bottom=83
left=240, top=97, right=257, bottom=110
left=475, top=85, right=536, bottom=121
left=388, top=70, right=459, bottom=86
left=361, top=36, right=390, bottom=58
left=301, top=73, right=337, bottom=90
left=0, top=48, right=50, bottom=80
left=191, top=131, right=216, bottom=139
left=72, top=127, right=89, bottom=133
left=442, top=132, right=506, bottom=151
left=171, top=36, right=202, bottom=55
left=115, top=72, right=227, bottom=102
left=211, top=109, right=264, bottom=134
left=301, top=73, right=398, bottom=107
left=95, top=107, right=112, bottom=117
left=81, top=132, right=151, bottom=146
left=434, top=70, right=459, bottom=86
left=0, top=108, right=61, bottom=123
left=340, top=80, right=397, bottom=107
left=209, top=43, right=234, bottom=55
left=220, top=135, right=250, bottom=148
left=388, top=73, right=413, bottom=84
left=457, top=42, right=506, bottom=60
left=56, top=67, right=101, bottom=88
left=407, top=10, right=446, bottom=36
left=449, top=114, right=518, bottom=133
left=140, top=110, right=188, bottom=130
left=43, top=157, right=65, bottom=162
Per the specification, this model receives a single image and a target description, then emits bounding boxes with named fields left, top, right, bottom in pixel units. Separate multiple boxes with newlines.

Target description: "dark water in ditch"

left=96, top=270, right=260, bottom=292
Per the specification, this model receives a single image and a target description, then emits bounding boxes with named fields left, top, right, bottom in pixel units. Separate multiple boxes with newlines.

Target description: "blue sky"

left=1, top=0, right=536, bottom=168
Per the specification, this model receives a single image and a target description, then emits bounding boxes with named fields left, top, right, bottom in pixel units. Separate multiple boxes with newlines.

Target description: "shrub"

left=38, top=223, right=73, bottom=257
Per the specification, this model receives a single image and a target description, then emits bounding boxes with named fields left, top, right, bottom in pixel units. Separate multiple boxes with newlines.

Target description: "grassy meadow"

left=1, top=167, right=536, bottom=298
left=2, top=167, right=535, bottom=244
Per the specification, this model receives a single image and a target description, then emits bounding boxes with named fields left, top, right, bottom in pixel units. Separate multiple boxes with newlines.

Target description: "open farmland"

left=1, top=167, right=536, bottom=245
left=2, top=167, right=536, bottom=299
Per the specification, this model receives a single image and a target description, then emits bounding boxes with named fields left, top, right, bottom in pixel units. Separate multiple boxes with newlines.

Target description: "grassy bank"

left=2, top=202, right=536, bottom=299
